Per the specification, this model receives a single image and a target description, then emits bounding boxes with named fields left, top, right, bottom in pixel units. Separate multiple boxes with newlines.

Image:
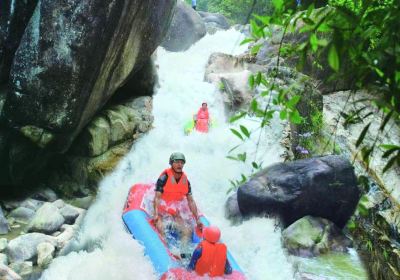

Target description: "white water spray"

left=40, top=29, right=294, bottom=280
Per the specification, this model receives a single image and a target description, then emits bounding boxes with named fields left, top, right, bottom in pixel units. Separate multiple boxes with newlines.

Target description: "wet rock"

left=0, top=238, right=7, bottom=252
left=0, top=253, right=7, bottom=265
left=0, top=263, right=22, bottom=280
left=75, top=117, right=111, bottom=157
left=205, top=53, right=262, bottom=112
left=8, top=207, right=35, bottom=224
left=225, top=193, right=242, bottom=222
left=32, top=188, right=58, bottom=202
left=27, top=203, right=65, bottom=234
left=9, top=262, right=32, bottom=280
left=3, top=198, right=44, bottom=211
left=4, top=0, right=176, bottom=152
left=0, top=207, right=9, bottom=234
left=69, top=196, right=93, bottom=211
left=52, top=199, right=65, bottom=209
left=198, top=11, right=230, bottom=30
left=162, top=1, right=206, bottom=52
left=203, top=22, right=220, bottom=35
left=234, top=155, right=360, bottom=228
left=233, top=24, right=251, bottom=37
left=6, top=233, right=56, bottom=263
left=282, top=216, right=351, bottom=257
left=105, top=106, right=139, bottom=146
left=70, top=96, right=154, bottom=158
left=36, top=242, right=55, bottom=268
left=56, top=225, right=75, bottom=250
left=60, top=205, right=80, bottom=224
left=255, top=40, right=280, bottom=65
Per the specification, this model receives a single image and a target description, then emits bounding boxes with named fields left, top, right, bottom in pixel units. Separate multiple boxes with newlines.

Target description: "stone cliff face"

left=0, top=0, right=176, bottom=190
left=0, top=0, right=38, bottom=83
left=3, top=0, right=176, bottom=152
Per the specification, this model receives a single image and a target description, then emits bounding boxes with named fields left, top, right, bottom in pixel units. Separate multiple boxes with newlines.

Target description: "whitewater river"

left=40, top=29, right=366, bottom=280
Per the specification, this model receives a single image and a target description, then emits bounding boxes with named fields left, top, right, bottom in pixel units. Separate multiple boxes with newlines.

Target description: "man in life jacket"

left=153, top=152, right=202, bottom=245
left=188, top=226, right=232, bottom=277
left=194, top=102, right=211, bottom=133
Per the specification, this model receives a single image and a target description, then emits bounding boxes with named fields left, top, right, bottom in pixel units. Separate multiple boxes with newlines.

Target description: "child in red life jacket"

left=194, top=102, right=211, bottom=133
left=188, top=226, right=232, bottom=277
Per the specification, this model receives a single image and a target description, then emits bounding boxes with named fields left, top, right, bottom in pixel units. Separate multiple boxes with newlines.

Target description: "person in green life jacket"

left=153, top=152, right=203, bottom=246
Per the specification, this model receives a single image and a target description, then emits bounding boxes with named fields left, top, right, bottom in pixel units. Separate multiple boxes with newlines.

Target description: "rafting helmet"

left=169, top=152, right=186, bottom=165
left=203, top=226, right=221, bottom=243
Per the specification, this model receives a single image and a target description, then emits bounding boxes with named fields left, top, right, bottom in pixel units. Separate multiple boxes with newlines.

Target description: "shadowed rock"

left=227, top=155, right=360, bottom=228
left=0, top=207, right=9, bottom=234
left=4, top=0, right=176, bottom=152
left=0, top=0, right=38, bottom=83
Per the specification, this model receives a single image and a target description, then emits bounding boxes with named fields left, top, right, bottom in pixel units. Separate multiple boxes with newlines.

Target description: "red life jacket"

left=197, top=108, right=209, bottom=120
left=160, top=168, right=189, bottom=203
left=195, top=108, right=210, bottom=133
left=195, top=240, right=227, bottom=277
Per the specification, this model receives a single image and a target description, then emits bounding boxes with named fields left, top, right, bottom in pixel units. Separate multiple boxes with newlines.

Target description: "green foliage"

left=356, top=195, right=370, bottom=217
left=246, top=0, right=400, bottom=172
left=226, top=0, right=399, bottom=192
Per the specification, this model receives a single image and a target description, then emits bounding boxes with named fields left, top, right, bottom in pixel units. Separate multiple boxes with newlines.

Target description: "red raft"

left=122, top=184, right=246, bottom=279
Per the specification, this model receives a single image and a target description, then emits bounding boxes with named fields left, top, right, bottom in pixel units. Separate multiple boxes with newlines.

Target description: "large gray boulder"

left=3, top=0, right=176, bottom=152
left=228, top=155, right=360, bottom=228
left=162, top=1, right=206, bottom=52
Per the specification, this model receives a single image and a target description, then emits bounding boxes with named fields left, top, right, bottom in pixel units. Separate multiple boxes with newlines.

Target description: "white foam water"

left=40, top=29, right=295, bottom=280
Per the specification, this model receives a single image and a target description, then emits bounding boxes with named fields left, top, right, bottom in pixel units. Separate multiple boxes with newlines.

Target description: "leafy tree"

left=230, top=0, right=400, bottom=180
